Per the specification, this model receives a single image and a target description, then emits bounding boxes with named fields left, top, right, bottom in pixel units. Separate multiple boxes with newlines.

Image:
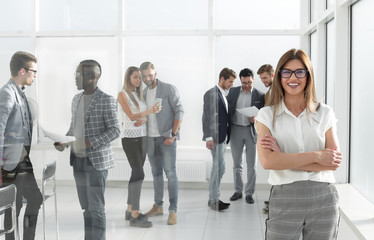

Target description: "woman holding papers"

left=255, top=49, right=342, bottom=240
left=117, top=66, right=161, bottom=228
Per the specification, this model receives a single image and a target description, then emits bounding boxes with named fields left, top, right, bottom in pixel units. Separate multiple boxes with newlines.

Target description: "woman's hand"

left=316, top=148, right=342, bottom=167
left=259, top=134, right=280, bottom=152
left=134, top=118, right=147, bottom=127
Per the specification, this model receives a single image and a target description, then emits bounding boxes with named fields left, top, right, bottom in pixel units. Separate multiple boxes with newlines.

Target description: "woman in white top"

left=118, top=66, right=161, bottom=228
left=255, top=49, right=342, bottom=240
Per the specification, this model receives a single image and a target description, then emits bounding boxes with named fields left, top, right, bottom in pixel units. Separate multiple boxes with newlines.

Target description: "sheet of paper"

left=236, top=106, right=259, bottom=117
left=41, top=126, right=76, bottom=144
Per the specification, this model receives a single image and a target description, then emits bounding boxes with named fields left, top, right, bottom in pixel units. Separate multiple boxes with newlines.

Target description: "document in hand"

left=236, top=106, right=259, bottom=117
left=40, top=126, right=76, bottom=144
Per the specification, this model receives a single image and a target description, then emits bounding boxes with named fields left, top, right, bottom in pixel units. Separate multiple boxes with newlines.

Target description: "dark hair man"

left=140, top=62, right=184, bottom=225
left=227, top=68, right=265, bottom=204
left=0, top=51, right=43, bottom=240
left=257, top=64, right=274, bottom=105
left=54, top=60, right=120, bottom=240
left=203, top=67, right=236, bottom=211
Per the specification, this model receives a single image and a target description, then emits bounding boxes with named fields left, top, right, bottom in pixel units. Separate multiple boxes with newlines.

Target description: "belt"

left=1, top=159, right=33, bottom=177
left=233, top=124, right=251, bottom=127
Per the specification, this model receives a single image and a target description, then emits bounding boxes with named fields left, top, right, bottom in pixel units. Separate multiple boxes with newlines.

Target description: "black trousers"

left=2, top=146, right=43, bottom=240
left=121, top=137, right=147, bottom=210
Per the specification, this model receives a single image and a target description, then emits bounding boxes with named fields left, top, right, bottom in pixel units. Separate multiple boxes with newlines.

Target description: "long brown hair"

left=269, top=49, right=319, bottom=125
left=123, top=66, right=143, bottom=112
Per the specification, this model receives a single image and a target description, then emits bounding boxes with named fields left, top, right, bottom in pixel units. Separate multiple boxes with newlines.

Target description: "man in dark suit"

left=227, top=68, right=265, bottom=204
left=202, top=67, right=236, bottom=211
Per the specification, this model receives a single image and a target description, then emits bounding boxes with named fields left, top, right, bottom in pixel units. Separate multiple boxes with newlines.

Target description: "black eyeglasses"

left=279, top=69, right=308, bottom=78
left=24, top=68, right=37, bottom=74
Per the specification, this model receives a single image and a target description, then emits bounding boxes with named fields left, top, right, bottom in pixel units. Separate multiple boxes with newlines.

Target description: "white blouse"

left=255, top=100, right=338, bottom=185
left=118, top=90, right=147, bottom=138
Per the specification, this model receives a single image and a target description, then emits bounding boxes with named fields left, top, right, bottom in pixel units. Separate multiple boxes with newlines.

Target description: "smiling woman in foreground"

left=255, top=48, right=342, bottom=240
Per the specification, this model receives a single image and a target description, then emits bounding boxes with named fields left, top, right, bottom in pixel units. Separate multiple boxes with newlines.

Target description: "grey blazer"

left=0, top=80, right=31, bottom=169
left=67, top=88, right=120, bottom=170
left=227, top=86, right=265, bottom=143
left=143, top=80, right=184, bottom=139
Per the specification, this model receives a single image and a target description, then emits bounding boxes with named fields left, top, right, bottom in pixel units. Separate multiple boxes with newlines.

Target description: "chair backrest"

left=42, top=161, right=56, bottom=182
left=0, top=184, right=17, bottom=236
left=0, top=184, right=16, bottom=211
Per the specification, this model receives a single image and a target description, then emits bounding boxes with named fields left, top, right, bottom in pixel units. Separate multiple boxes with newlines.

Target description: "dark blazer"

left=202, top=86, right=230, bottom=144
left=227, top=86, right=265, bottom=142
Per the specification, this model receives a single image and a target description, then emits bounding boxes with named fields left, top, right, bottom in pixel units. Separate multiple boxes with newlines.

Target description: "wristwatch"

left=171, top=132, right=177, bottom=137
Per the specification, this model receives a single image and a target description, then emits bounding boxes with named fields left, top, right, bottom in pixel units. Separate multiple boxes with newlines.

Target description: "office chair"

left=41, top=160, right=59, bottom=240
left=0, top=184, right=19, bottom=240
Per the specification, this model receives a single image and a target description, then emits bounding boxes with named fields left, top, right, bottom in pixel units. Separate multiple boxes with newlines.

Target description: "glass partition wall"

left=0, top=0, right=300, bottom=148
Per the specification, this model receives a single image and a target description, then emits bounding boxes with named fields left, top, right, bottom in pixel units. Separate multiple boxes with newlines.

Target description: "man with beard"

left=203, top=68, right=236, bottom=211
left=140, top=62, right=184, bottom=225
left=257, top=64, right=274, bottom=105
left=0, top=51, right=43, bottom=240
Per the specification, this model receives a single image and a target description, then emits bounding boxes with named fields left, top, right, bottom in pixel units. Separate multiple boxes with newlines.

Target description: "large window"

left=0, top=0, right=33, bottom=32
left=215, top=0, right=299, bottom=30
left=326, top=19, right=335, bottom=108
left=350, top=0, right=374, bottom=203
left=0, top=0, right=300, bottom=150
left=39, top=0, right=119, bottom=31
left=124, top=0, right=208, bottom=30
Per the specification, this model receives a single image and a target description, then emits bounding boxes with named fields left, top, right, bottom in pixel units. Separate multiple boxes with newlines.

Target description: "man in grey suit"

left=203, top=68, right=236, bottom=211
left=0, top=51, right=43, bottom=240
left=227, top=68, right=265, bottom=204
left=140, top=62, right=184, bottom=225
left=55, top=60, right=120, bottom=240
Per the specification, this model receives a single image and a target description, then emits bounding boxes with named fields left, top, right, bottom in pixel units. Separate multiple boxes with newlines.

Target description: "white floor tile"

left=2, top=184, right=359, bottom=240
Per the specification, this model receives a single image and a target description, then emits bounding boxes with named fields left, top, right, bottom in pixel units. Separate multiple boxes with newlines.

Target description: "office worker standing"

left=0, top=51, right=43, bottom=240
left=227, top=68, right=265, bottom=204
left=203, top=68, right=236, bottom=211
left=256, top=49, right=341, bottom=240
left=55, top=60, right=120, bottom=240
left=140, top=62, right=184, bottom=225
left=118, top=66, right=161, bottom=228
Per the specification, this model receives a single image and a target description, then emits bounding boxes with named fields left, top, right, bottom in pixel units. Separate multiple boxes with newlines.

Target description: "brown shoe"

left=146, top=204, right=163, bottom=217
left=167, top=213, right=177, bottom=225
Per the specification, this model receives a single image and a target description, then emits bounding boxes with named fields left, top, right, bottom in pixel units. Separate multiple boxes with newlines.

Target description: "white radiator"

left=109, top=160, right=206, bottom=182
